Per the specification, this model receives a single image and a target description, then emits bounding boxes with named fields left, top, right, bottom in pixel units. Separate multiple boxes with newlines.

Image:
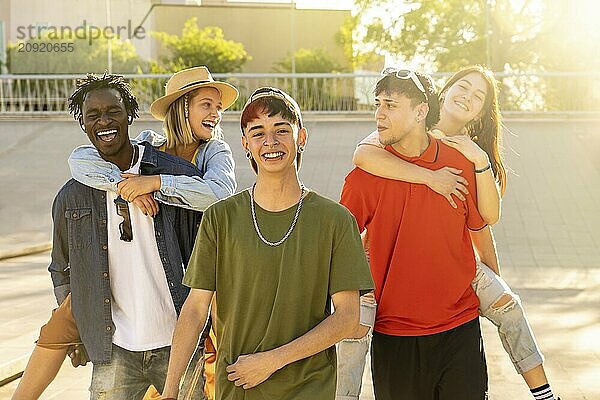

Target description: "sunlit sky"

left=229, top=0, right=354, bottom=9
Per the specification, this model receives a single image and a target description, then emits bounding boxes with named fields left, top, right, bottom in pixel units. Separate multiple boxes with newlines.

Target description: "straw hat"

left=150, top=66, right=239, bottom=120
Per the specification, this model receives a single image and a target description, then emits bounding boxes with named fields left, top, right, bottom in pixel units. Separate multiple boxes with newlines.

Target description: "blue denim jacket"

left=49, top=142, right=203, bottom=364
left=68, top=130, right=236, bottom=212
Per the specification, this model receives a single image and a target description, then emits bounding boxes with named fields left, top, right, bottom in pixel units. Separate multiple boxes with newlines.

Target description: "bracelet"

left=475, top=163, right=491, bottom=174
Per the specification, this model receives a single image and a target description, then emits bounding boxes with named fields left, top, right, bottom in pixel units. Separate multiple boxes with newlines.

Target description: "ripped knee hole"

left=491, top=293, right=517, bottom=313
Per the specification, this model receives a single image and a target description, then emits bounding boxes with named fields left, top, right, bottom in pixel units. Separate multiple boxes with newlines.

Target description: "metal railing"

left=1, top=72, right=599, bottom=114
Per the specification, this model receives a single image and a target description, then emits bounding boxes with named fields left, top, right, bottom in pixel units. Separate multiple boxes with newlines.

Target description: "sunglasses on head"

left=381, top=67, right=427, bottom=98
left=114, top=196, right=133, bottom=242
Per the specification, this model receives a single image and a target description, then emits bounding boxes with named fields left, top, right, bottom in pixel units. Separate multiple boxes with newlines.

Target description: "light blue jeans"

left=335, top=261, right=544, bottom=399
left=336, top=296, right=376, bottom=400
left=472, top=262, right=544, bottom=374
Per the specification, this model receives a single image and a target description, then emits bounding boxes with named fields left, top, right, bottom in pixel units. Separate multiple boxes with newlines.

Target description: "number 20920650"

left=18, top=42, right=74, bottom=53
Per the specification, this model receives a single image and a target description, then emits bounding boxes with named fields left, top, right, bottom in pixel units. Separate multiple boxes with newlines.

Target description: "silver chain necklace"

left=249, top=184, right=306, bottom=247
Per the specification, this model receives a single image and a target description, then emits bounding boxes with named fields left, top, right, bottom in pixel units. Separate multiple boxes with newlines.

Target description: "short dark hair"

left=68, top=72, right=139, bottom=122
left=240, top=87, right=302, bottom=132
left=375, top=72, right=440, bottom=129
left=240, top=97, right=300, bottom=132
left=240, top=91, right=304, bottom=174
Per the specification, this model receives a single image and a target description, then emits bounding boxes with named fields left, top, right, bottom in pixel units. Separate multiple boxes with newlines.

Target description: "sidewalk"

left=0, top=250, right=92, bottom=399
left=0, top=232, right=51, bottom=261
left=1, top=119, right=599, bottom=398
left=0, top=249, right=599, bottom=399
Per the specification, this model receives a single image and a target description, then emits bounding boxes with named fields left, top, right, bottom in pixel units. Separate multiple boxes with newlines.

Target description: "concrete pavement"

left=0, top=251, right=92, bottom=399
left=0, top=118, right=599, bottom=398
left=0, top=251, right=598, bottom=399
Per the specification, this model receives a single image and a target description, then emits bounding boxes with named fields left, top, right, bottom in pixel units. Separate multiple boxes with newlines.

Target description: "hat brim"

left=150, top=81, right=239, bottom=121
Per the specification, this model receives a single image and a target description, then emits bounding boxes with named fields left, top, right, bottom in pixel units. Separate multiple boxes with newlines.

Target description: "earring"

left=416, top=117, right=420, bottom=123
left=245, top=150, right=252, bottom=160
left=298, top=146, right=305, bottom=154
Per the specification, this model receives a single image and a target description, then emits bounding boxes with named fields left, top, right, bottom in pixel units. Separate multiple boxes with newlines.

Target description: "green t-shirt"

left=183, top=190, right=373, bottom=400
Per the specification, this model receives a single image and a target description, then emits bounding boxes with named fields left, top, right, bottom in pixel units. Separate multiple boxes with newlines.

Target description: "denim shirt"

left=68, top=130, right=236, bottom=212
left=49, top=142, right=203, bottom=364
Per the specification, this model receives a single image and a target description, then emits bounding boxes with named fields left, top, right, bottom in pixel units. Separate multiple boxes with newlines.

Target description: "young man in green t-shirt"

left=163, top=87, right=374, bottom=400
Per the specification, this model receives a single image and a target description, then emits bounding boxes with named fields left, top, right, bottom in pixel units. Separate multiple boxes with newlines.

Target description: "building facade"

left=0, top=0, right=350, bottom=73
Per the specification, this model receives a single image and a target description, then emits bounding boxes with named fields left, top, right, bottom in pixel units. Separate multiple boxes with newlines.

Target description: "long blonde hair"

left=162, top=89, right=223, bottom=149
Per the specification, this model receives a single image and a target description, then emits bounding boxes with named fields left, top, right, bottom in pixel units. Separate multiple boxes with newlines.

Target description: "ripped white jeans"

left=336, top=295, right=376, bottom=400
left=473, top=261, right=544, bottom=374
left=335, top=261, right=544, bottom=399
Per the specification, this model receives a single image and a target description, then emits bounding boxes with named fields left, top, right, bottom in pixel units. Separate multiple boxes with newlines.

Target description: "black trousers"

left=371, top=318, right=488, bottom=400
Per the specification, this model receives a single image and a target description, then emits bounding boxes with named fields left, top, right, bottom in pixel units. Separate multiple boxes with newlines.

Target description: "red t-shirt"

left=340, top=136, right=486, bottom=336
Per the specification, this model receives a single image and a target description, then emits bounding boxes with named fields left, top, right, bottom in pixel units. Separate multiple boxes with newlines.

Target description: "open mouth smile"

left=202, top=120, right=217, bottom=130
left=262, top=151, right=285, bottom=161
left=96, top=129, right=118, bottom=142
left=454, top=100, right=469, bottom=111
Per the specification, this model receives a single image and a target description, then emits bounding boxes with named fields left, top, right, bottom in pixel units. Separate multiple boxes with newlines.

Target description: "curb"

left=0, top=242, right=52, bottom=261
left=0, top=244, right=52, bottom=386
left=0, top=355, right=28, bottom=387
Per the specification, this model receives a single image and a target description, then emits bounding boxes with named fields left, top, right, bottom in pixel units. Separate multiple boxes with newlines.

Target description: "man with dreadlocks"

left=12, top=73, right=207, bottom=400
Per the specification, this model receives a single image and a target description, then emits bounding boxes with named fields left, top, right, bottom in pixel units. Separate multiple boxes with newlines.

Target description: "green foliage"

left=353, top=0, right=600, bottom=72
left=335, top=12, right=384, bottom=70
left=270, top=48, right=355, bottom=111
left=5, top=34, right=144, bottom=74
left=151, top=18, right=250, bottom=73
left=273, top=48, right=349, bottom=73
left=351, top=0, right=600, bottom=111
left=2, top=33, right=143, bottom=111
left=352, top=0, right=544, bottom=72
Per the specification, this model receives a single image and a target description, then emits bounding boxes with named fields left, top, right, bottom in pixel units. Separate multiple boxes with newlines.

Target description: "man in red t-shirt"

left=340, top=70, right=488, bottom=400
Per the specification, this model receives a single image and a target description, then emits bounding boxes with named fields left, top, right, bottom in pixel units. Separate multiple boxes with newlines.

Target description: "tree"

left=273, top=48, right=349, bottom=73
left=271, top=48, right=355, bottom=111
left=349, top=0, right=600, bottom=111
left=151, top=18, right=250, bottom=73
left=351, top=0, right=546, bottom=72
left=3, top=34, right=144, bottom=111
left=5, top=35, right=143, bottom=74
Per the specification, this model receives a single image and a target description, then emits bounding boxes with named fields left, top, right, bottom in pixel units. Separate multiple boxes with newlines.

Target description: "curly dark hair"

left=68, top=72, right=139, bottom=122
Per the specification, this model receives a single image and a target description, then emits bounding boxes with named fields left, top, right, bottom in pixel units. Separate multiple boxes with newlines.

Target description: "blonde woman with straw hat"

left=12, top=67, right=238, bottom=400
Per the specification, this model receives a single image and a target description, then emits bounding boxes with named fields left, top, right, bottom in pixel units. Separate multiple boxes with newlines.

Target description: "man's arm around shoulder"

left=225, top=290, right=360, bottom=390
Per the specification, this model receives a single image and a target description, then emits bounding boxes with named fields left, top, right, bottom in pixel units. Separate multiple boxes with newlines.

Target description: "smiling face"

left=187, top=87, right=223, bottom=141
left=441, top=72, right=489, bottom=124
left=242, top=112, right=306, bottom=176
left=81, top=88, right=130, bottom=159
